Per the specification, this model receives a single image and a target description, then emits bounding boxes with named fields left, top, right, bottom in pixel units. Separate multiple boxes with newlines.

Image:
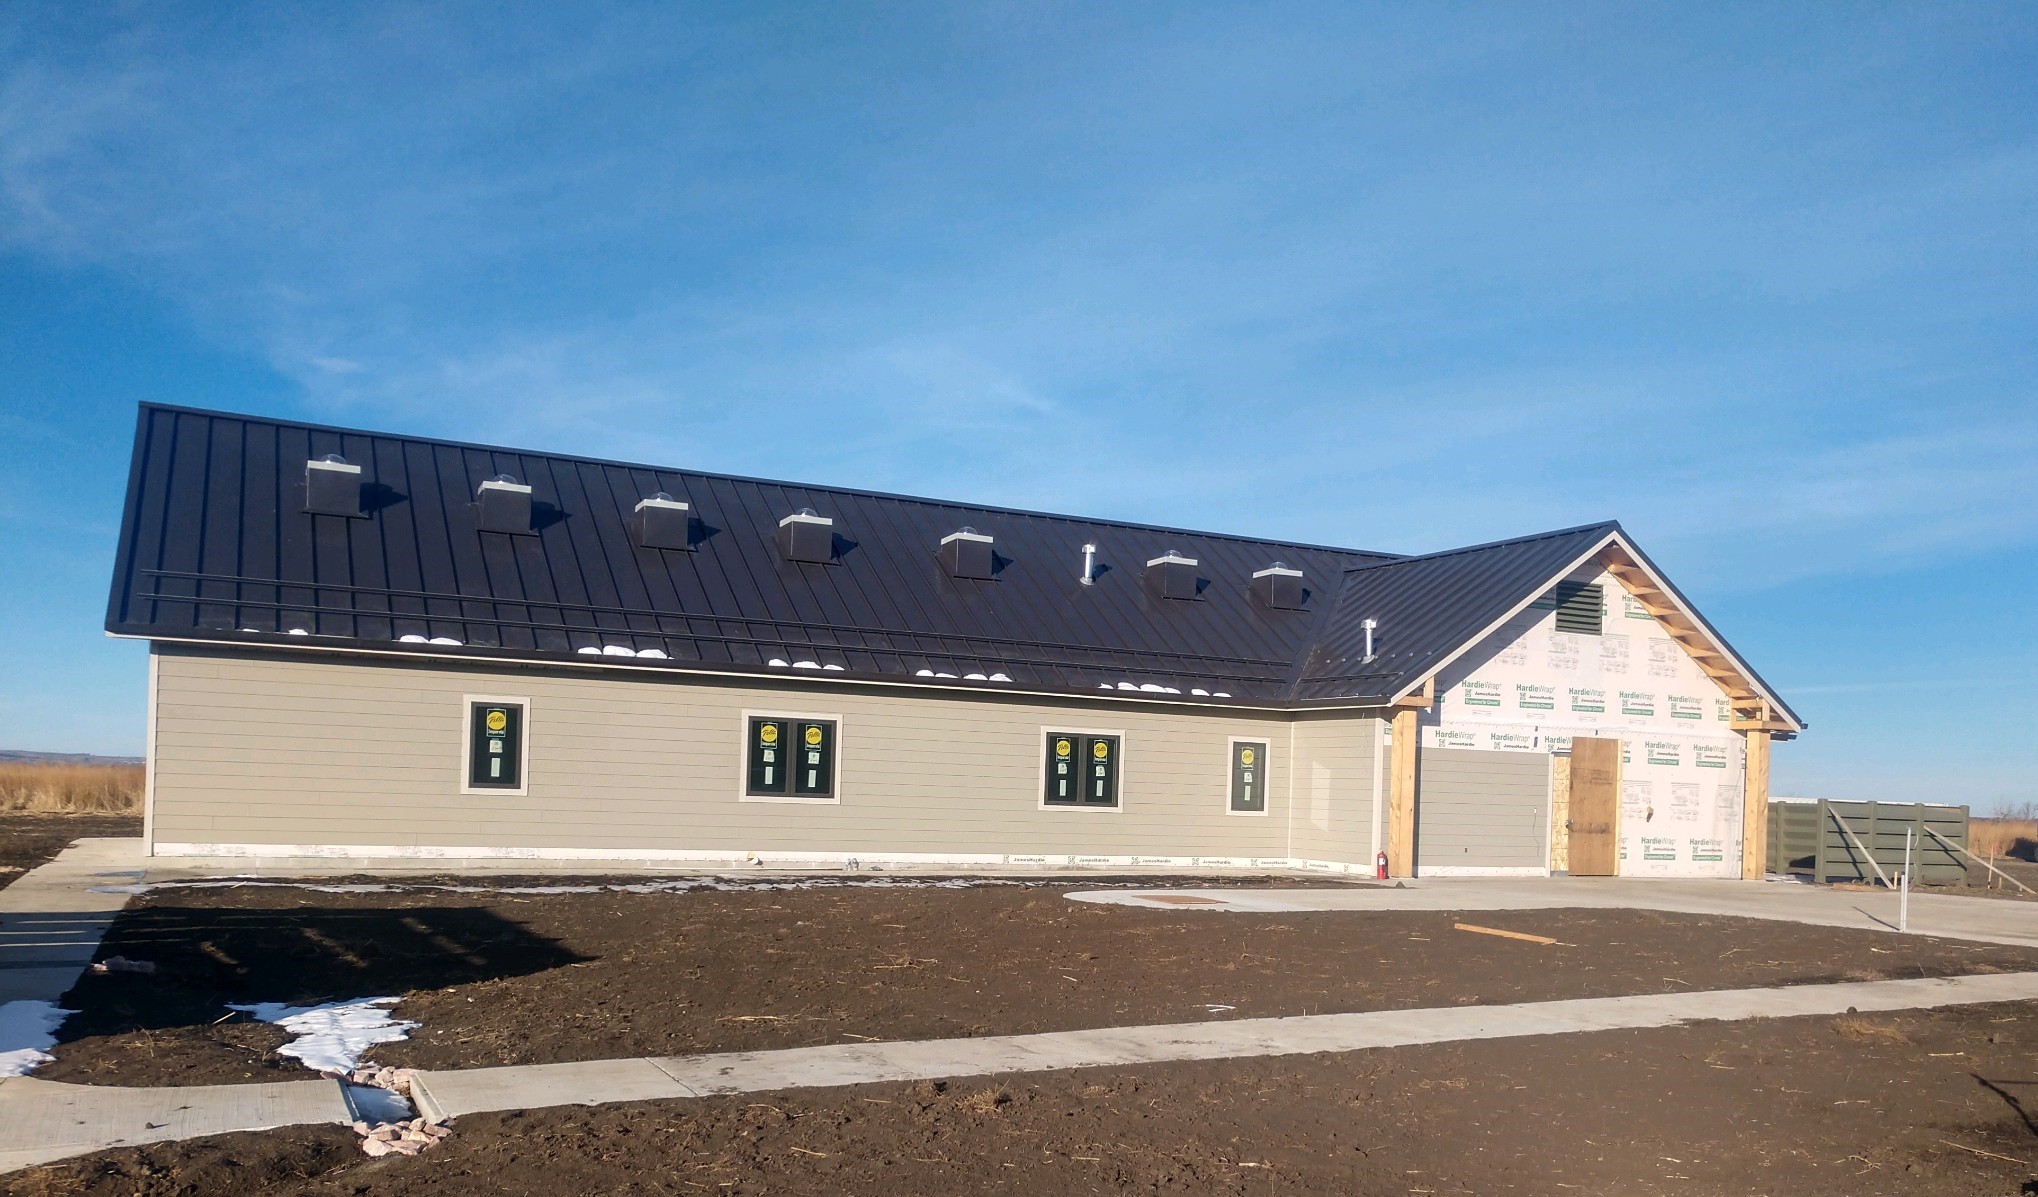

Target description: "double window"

left=745, top=715, right=839, bottom=801
left=1043, top=731, right=1121, bottom=807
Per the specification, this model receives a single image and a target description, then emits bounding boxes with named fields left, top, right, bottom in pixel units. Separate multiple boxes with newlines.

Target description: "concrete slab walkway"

left=407, top=970, right=2038, bottom=1117
left=0, top=838, right=144, bottom=1005
left=16, top=969, right=2030, bottom=1172
left=1070, top=877, right=2038, bottom=949
left=0, top=1076, right=350, bottom=1173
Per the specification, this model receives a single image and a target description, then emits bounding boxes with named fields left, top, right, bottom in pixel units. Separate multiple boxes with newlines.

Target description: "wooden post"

left=1740, top=729, right=1771, bottom=880
left=1389, top=707, right=1419, bottom=878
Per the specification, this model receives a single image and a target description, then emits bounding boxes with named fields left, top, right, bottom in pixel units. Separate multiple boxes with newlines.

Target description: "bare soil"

left=0, top=813, right=140, bottom=891
left=12, top=1000, right=2038, bottom=1197
left=40, top=879, right=2038, bottom=1086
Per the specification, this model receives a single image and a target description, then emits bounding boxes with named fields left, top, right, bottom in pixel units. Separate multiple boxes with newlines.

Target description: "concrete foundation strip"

left=5, top=970, right=2038, bottom=1173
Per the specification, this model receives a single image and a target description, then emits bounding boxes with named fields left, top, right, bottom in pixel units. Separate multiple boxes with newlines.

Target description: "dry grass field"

left=0, top=762, right=144, bottom=814
left=1972, top=816, right=2038, bottom=862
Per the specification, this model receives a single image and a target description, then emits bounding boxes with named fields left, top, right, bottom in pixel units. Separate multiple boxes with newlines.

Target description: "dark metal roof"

left=1293, top=523, right=1624, bottom=702
left=104, top=403, right=1792, bottom=718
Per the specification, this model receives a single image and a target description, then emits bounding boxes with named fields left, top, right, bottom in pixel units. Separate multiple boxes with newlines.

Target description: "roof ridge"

left=137, top=401, right=1405, bottom=562
left=1336, top=520, right=1622, bottom=574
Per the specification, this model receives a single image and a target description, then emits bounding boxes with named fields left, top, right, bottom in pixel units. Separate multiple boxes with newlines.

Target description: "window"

left=1533, top=581, right=1604, bottom=635
left=462, top=698, right=528, bottom=794
left=1043, top=731, right=1121, bottom=808
left=745, top=715, right=838, bottom=800
left=1228, top=738, right=1268, bottom=814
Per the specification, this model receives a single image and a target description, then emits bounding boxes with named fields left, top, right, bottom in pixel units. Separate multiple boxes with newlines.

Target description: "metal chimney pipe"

left=1361, top=618, right=1377, bottom=662
left=1080, top=543, right=1097, bottom=586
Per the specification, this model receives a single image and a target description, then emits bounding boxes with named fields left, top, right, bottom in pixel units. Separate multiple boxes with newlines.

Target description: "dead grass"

left=1972, top=818, right=2037, bottom=861
left=0, top=763, right=144, bottom=815
left=1831, top=1014, right=1910, bottom=1044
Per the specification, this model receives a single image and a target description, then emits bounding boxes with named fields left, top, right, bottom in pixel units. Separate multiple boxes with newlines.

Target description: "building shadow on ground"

left=53, top=904, right=590, bottom=1043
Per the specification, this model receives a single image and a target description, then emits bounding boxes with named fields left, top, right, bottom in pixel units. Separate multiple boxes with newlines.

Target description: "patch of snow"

left=601, top=645, right=636, bottom=657
left=399, top=635, right=429, bottom=644
left=989, top=673, right=1013, bottom=682
left=428, top=637, right=462, bottom=646
left=1139, top=683, right=1165, bottom=693
left=1116, top=682, right=1138, bottom=691
left=636, top=649, right=669, bottom=659
left=1190, top=688, right=1209, bottom=696
left=767, top=658, right=790, bottom=667
left=822, top=663, right=844, bottom=671
left=1211, top=692, right=1231, bottom=698
left=963, top=673, right=988, bottom=681
left=0, top=1001, right=72, bottom=1077
left=791, top=660, right=821, bottom=669
left=577, top=646, right=603, bottom=655
left=934, top=672, right=957, bottom=679
left=286, top=628, right=309, bottom=636
left=228, top=997, right=419, bottom=1075
left=916, top=669, right=937, bottom=677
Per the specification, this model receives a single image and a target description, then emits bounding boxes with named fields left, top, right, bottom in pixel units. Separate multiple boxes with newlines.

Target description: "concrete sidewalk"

left=10, top=968, right=2035, bottom=1173
left=0, top=838, right=144, bottom=1005
left=1070, top=876, right=2038, bottom=949
left=413, top=969, right=2038, bottom=1113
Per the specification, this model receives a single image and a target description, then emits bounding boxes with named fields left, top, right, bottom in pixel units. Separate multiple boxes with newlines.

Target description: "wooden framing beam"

left=1393, top=676, right=1435, bottom=710
left=1388, top=707, right=1419, bottom=878
left=1741, top=728, right=1771, bottom=880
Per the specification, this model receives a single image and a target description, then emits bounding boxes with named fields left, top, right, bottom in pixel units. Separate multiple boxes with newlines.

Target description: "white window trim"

left=1037, top=726, right=1128, bottom=813
left=739, top=709, right=845, bottom=804
left=1225, top=735, right=1272, bottom=818
left=459, top=694, right=531, bottom=797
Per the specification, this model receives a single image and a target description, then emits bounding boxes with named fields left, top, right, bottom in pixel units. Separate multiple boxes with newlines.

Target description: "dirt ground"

left=12, top=1000, right=2038, bottom=1197
left=0, top=813, right=141, bottom=891
left=39, top=879, right=2038, bottom=1086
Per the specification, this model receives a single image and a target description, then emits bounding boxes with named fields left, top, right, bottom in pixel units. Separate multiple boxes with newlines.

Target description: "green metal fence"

left=1767, top=799, right=1969, bottom=886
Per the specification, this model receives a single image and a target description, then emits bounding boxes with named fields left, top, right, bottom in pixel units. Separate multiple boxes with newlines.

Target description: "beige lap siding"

left=148, top=646, right=1351, bottom=862
left=1285, top=711, right=1381, bottom=870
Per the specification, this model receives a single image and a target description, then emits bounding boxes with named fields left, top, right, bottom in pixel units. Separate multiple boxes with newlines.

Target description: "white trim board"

left=1413, top=865, right=1552, bottom=878
left=146, top=841, right=1379, bottom=873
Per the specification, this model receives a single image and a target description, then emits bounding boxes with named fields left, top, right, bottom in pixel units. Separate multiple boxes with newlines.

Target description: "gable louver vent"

left=1147, top=550, right=1200, bottom=600
left=1533, top=581, right=1604, bottom=635
left=939, top=527, right=994, bottom=580
left=1250, top=562, right=1304, bottom=610
left=476, top=474, right=535, bottom=534
left=777, top=508, right=835, bottom=563
left=303, top=454, right=364, bottom=518
left=633, top=492, right=694, bottom=550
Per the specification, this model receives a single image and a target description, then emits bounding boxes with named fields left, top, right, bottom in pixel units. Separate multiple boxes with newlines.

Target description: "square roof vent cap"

left=633, top=491, right=694, bottom=550
left=939, top=526, right=995, bottom=579
left=778, top=507, right=836, bottom=563
left=1251, top=561, right=1305, bottom=610
left=304, top=454, right=365, bottom=518
left=1147, top=549, right=1201, bottom=600
left=476, top=473, right=535, bottom=534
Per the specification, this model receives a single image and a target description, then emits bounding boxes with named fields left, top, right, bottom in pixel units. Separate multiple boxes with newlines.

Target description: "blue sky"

left=1, top=4, right=2033, bottom=808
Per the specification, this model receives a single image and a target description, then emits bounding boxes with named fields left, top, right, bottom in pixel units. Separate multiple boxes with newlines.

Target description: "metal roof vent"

left=1251, top=561, right=1305, bottom=610
left=632, top=491, right=694, bottom=551
left=476, top=473, right=535, bottom=535
left=303, top=453, right=364, bottom=518
left=1146, top=549, right=1201, bottom=600
left=938, top=526, right=994, bottom=580
left=777, top=507, right=835, bottom=564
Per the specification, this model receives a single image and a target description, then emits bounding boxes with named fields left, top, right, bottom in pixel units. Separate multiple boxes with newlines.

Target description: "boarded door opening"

left=1568, top=737, right=1620, bottom=877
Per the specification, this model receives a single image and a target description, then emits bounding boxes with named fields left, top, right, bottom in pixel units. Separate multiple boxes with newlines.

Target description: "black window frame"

left=1043, top=731, right=1121, bottom=808
left=745, top=715, right=839, bottom=801
left=1228, top=738, right=1269, bottom=814
left=464, top=699, right=527, bottom=792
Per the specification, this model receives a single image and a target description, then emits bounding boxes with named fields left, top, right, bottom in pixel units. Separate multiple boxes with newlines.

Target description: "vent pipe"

left=1080, top=542, right=1097, bottom=586
left=1361, top=618, right=1378, bottom=662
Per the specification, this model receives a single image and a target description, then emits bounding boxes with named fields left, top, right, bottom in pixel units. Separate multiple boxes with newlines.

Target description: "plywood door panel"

left=1567, top=737, right=1620, bottom=876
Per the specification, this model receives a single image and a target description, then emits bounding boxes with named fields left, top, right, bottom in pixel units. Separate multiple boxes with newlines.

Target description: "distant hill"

left=0, top=749, right=146, bottom=767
